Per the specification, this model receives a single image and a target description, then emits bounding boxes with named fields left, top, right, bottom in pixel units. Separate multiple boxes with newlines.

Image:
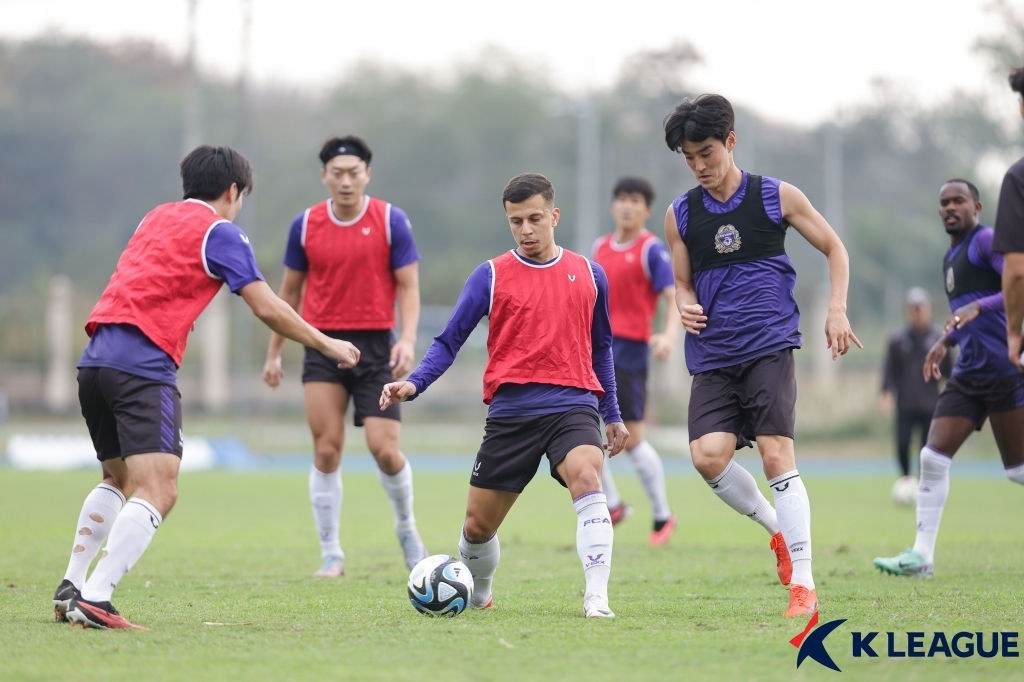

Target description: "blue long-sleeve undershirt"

left=407, top=250, right=622, bottom=423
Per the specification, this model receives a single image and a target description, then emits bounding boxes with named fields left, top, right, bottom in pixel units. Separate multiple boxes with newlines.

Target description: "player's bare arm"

left=779, top=181, right=862, bottom=359
left=241, top=280, right=359, bottom=369
left=379, top=380, right=417, bottom=409
left=664, top=205, right=706, bottom=335
left=262, top=266, right=308, bottom=388
left=391, top=262, right=420, bottom=378
left=649, top=286, right=680, bottom=361
left=1003, top=253, right=1024, bottom=369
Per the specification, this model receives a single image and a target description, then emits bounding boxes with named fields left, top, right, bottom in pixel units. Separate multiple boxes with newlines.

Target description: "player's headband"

left=324, top=143, right=370, bottom=166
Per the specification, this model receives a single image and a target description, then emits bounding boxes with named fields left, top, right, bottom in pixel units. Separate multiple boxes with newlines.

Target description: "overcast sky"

left=1, top=0, right=1011, bottom=126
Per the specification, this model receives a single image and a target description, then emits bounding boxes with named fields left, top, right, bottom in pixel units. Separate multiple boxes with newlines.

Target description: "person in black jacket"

left=880, top=288, right=951, bottom=491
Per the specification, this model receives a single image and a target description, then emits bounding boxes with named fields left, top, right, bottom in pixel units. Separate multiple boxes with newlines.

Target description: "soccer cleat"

left=470, top=597, right=493, bottom=610
left=873, top=548, right=934, bottom=578
left=648, top=514, right=677, bottom=547
left=52, top=579, right=79, bottom=623
left=397, top=529, right=428, bottom=570
left=784, top=585, right=818, bottom=618
left=770, top=531, right=792, bottom=585
left=66, top=596, right=148, bottom=630
left=583, top=594, right=616, bottom=619
left=313, top=554, right=345, bottom=578
left=608, top=502, right=632, bottom=527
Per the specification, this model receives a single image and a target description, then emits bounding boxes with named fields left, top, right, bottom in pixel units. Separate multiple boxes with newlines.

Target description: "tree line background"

left=0, top=3, right=1021, bottom=383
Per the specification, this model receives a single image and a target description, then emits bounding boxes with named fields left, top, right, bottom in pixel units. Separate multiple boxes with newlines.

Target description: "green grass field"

left=2, top=469, right=1023, bottom=682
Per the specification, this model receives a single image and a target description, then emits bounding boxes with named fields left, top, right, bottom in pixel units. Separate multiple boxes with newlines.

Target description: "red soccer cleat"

left=66, top=596, right=148, bottom=631
left=784, top=585, right=818, bottom=618
left=770, top=531, right=792, bottom=585
left=608, top=502, right=633, bottom=527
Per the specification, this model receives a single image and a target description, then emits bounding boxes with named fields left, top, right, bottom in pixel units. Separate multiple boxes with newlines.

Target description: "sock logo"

left=149, top=514, right=159, bottom=529
left=773, top=481, right=791, bottom=492
left=585, top=554, right=606, bottom=568
left=583, top=517, right=611, bottom=526
left=791, top=613, right=846, bottom=671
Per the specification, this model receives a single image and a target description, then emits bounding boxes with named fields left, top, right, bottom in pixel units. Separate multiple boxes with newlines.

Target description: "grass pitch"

left=1, top=468, right=1023, bottom=681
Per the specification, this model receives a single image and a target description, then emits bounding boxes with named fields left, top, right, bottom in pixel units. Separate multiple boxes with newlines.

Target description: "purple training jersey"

left=672, top=173, right=802, bottom=375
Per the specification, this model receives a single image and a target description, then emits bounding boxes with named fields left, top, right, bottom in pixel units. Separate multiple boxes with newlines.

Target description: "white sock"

left=574, top=491, right=613, bottom=600
left=63, top=483, right=126, bottom=589
left=705, top=460, right=780, bottom=535
left=769, top=470, right=814, bottom=589
left=458, top=531, right=500, bottom=607
left=600, top=457, right=623, bottom=509
left=628, top=440, right=671, bottom=522
left=913, top=446, right=952, bottom=564
left=309, top=465, right=343, bottom=560
left=1005, top=462, right=1024, bottom=486
left=378, top=460, right=416, bottom=533
left=81, top=498, right=161, bottom=603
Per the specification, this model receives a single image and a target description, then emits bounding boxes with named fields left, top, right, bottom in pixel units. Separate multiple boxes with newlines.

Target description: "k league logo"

left=788, top=616, right=1021, bottom=672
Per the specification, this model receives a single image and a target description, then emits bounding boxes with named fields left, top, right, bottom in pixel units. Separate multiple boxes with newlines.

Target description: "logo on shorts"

left=945, top=266, right=955, bottom=293
left=714, top=225, right=742, bottom=254
left=473, top=461, right=481, bottom=477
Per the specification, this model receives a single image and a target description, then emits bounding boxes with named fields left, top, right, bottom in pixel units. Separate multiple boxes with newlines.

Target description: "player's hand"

left=1008, top=330, right=1024, bottom=372
left=923, top=339, right=948, bottom=382
left=680, top=304, right=707, bottom=335
left=944, top=301, right=981, bottom=334
left=323, top=338, right=360, bottom=369
left=824, top=308, right=863, bottom=360
left=878, top=390, right=894, bottom=417
left=380, top=381, right=417, bottom=410
left=390, top=337, right=416, bottom=379
left=262, top=355, right=284, bottom=389
left=649, top=333, right=675, bottom=361
left=604, top=421, right=629, bottom=457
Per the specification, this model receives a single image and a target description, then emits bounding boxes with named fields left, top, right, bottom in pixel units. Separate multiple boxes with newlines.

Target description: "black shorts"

left=471, top=408, right=604, bottom=493
left=688, top=348, right=797, bottom=449
left=933, top=374, right=1024, bottom=430
left=302, top=329, right=400, bottom=427
left=78, top=367, right=183, bottom=460
left=614, top=366, right=647, bottom=422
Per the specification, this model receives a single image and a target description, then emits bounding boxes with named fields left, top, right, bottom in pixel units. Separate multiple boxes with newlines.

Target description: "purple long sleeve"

left=969, top=228, right=1004, bottom=313
left=589, top=263, right=622, bottom=423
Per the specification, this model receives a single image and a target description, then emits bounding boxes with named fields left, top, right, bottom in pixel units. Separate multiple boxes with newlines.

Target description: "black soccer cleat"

left=52, top=579, right=80, bottom=623
left=66, top=595, right=148, bottom=630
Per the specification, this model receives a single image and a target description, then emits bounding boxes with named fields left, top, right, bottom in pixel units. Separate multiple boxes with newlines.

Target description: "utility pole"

left=183, top=0, right=230, bottom=413
left=814, top=120, right=845, bottom=384
left=575, top=96, right=600, bottom=255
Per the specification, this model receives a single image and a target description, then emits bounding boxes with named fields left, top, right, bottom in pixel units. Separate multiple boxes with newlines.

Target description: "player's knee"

left=313, top=439, right=342, bottom=465
left=462, top=515, right=495, bottom=543
left=689, top=449, right=722, bottom=479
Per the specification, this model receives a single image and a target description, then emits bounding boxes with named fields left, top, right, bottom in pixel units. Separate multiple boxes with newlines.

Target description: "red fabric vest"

left=300, top=197, right=397, bottom=331
left=483, top=248, right=604, bottom=403
left=592, top=231, right=661, bottom=342
left=85, top=200, right=228, bottom=366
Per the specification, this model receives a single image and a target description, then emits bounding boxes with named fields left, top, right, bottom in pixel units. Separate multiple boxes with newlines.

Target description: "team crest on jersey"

left=714, top=225, right=741, bottom=254
left=945, top=266, right=955, bottom=293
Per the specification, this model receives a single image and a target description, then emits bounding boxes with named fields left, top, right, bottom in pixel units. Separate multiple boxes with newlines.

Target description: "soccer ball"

left=891, top=476, right=918, bottom=507
left=407, top=554, right=474, bottom=617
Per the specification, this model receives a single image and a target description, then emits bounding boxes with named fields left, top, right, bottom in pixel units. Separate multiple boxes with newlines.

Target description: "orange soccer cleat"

left=784, top=585, right=818, bottom=618
left=648, top=515, right=677, bottom=547
left=608, top=502, right=633, bottom=527
left=770, top=531, right=792, bottom=585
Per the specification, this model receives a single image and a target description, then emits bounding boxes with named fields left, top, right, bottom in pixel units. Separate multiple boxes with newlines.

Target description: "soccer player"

left=994, top=65, right=1024, bottom=367
left=55, top=146, right=360, bottom=630
left=662, top=95, right=861, bottom=617
left=591, top=176, right=679, bottom=544
left=380, top=173, right=629, bottom=618
left=262, top=136, right=427, bottom=577
left=874, top=179, right=1024, bottom=578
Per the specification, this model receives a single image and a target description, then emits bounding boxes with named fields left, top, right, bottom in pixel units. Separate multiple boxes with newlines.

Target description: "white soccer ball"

left=891, top=476, right=918, bottom=507
left=407, top=554, right=474, bottom=617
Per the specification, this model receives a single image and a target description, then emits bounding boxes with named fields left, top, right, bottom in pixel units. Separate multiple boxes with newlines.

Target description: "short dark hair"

left=1010, top=66, right=1024, bottom=97
left=180, top=145, right=253, bottom=201
left=502, top=173, right=555, bottom=207
left=613, top=176, right=655, bottom=207
left=663, top=94, right=735, bottom=153
left=943, top=178, right=981, bottom=202
left=319, top=135, right=372, bottom=166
